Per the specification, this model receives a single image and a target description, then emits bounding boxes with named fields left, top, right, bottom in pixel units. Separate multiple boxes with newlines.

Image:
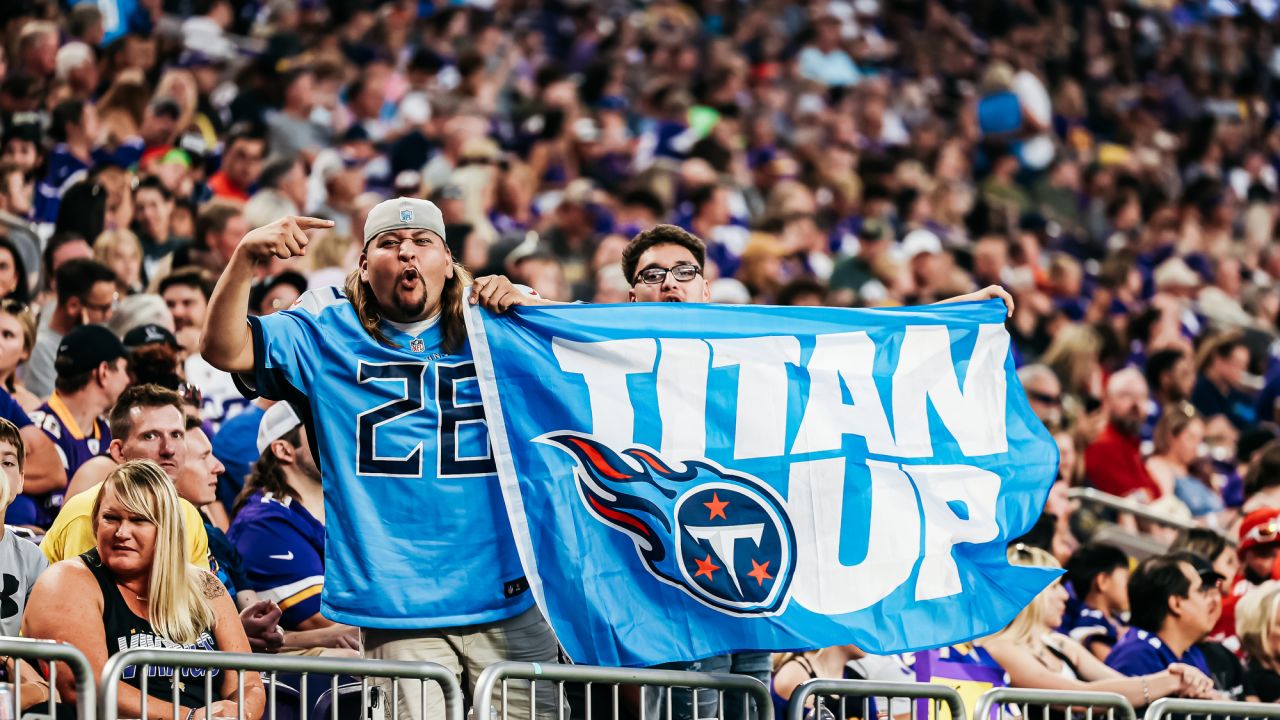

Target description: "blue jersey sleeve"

left=232, top=516, right=325, bottom=628
left=244, top=310, right=322, bottom=401
left=1105, top=642, right=1165, bottom=677
left=0, top=389, right=32, bottom=428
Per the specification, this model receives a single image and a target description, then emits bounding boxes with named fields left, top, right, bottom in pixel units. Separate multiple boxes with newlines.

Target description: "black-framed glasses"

left=634, top=263, right=702, bottom=285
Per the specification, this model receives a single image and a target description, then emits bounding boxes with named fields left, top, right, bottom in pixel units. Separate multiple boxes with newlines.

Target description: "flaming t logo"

left=541, top=432, right=796, bottom=615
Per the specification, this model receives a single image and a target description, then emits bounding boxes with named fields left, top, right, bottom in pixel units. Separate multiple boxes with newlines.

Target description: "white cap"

left=55, top=42, right=94, bottom=81
left=257, top=402, right=302, bottom=455
left=900, top=228, right=943, bottom=258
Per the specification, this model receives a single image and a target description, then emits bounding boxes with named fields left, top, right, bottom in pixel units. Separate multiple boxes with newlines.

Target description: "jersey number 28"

left=355, top=360, right=497, bottom=478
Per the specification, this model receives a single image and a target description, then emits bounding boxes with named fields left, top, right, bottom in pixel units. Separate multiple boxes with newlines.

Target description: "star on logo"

left=704, top=492, right=728, bottom=520
left=747, top=559, right=773, bottom=587
left=693, top=554, right=720, bottom=581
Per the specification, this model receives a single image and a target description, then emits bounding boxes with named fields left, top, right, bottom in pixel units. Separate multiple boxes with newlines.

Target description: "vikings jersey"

left=240, top=286, right=531, bottom=628
left=228, top=491, right=325, bottom=629
left=27, top=393, right=110, bottom=528
left=1066, top=605, right=1123, bottom=653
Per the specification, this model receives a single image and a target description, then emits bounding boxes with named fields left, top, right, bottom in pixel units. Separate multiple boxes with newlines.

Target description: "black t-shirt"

left=1246, top=659, right=1280, bottom=703
left=1198, top=641, right=1250, bottom=700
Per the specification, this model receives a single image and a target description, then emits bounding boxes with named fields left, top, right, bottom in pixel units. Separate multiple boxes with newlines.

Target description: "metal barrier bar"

left=1067, top=488, right=1202, bottom=533
left=0, top=637, right=96, bottom=720
left=99, top=647, right=463, bottom=720
left=974, top=688, right=1134, bottom=720
left=787, top=679, right=966, bottom=720
left=474, top=661, right=773, bottom=720
left=1144, top=698, right=1280, bottom=720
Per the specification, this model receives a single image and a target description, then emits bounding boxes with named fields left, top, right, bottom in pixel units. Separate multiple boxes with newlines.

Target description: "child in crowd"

left=1063, top=543, right=1131, bottom=660
left=0, top=417, right=53, bottom=708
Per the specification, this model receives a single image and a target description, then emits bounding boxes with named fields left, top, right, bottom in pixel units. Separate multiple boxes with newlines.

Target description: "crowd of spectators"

left=2, top=0, right=1280, bottom=715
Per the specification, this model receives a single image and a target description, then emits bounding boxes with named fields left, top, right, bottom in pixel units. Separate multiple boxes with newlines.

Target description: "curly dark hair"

left=620, top=224, right=707, bottom=285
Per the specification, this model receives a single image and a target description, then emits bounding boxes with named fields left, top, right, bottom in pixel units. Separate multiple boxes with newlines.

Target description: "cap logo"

left=401, top=209, right=414, bottom=223
left=145, top=327, right=163, bottom=342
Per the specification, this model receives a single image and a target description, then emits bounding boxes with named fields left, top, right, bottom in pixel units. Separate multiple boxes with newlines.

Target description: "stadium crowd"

left=0, top=0, right=1279, bottom=716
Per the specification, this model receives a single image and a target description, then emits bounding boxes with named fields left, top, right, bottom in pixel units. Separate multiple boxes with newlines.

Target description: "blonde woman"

left=95, top=228, right=145, bottom=294
left=981, top=545, right=1214, bottom=706
left=0, top=300, right=40, bottom=411
left=1236, top=580, right=1280, bottom=702
left=23, top=461, right=264, bottom=720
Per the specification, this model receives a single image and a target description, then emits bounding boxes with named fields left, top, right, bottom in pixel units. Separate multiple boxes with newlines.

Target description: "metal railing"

left=1144, top=698, right=1280, bottom=720
left=99, top=648, right=462, bottom=720
left=1067, top=488, right=1202, bottom=534
left=787, top=679, right=966, bottom=720
left=0, top=637, right=96, bottom=720
left=474, top=661, right=773, bottom=720
left=974, top=688, right=1134, bottom=720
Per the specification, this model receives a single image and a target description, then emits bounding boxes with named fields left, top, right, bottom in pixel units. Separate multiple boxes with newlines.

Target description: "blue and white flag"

left=465, top=298, right=1060, bottom=667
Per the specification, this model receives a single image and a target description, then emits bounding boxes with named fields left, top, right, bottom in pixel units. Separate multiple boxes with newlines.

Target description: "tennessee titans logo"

left=541, top=432, right=796, bottom=615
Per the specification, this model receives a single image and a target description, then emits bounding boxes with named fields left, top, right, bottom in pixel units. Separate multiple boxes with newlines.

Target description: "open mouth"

left=399, top=267, right=421, bottom=290
left=662, top=296, right=684, bottom=302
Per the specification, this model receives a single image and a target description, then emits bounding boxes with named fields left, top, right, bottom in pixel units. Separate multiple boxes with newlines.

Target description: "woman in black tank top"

left=22, top=461, right=266, bottom=720
left=81, top=547, right=222, bottom=708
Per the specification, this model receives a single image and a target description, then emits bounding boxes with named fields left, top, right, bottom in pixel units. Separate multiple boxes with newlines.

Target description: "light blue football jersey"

left=243, top=286, right=533, bottom=628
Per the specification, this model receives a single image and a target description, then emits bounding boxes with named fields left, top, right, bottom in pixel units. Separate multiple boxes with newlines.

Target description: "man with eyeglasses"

left=21, top=258, right=116, bottom=400
left=1107, top=552, right=1226, bottom=701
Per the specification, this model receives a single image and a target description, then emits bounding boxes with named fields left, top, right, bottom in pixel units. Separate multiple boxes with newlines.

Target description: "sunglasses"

left=1027, top=390, right=1061, bottom=406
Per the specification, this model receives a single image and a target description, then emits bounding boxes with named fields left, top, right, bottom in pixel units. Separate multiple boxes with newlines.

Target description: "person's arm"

left=281, top=623, right=360, bottom=651
left=65, top=456, right=114, bottom=500
left=201, top=216, right=333, bottom=374
left=933, top=284, right=1015, bottom=316
left=770, top=659, right=810, bottom=703
left=983, top=637, right=1182, bottom=706
left=19, top=425, right=66, bottom=494
left=204, top=573, right=267, bottom=720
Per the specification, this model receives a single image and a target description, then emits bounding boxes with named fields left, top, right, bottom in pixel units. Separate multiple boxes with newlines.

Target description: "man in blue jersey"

left=201, top=201, right=557, bottom=720
left=26, top=324, right=128, bottom=526
left=1106, top=552, right=1224, bottom=701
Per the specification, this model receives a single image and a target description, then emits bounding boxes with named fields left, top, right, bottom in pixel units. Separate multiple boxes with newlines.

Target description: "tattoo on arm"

left=202, top=572, right=227, bottom=600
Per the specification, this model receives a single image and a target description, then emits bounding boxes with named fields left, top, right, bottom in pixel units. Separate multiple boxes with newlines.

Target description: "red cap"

left=1239, top=508, right=1280, bottom=553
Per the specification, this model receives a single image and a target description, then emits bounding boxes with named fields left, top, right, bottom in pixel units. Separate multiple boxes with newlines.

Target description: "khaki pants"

left=363, top=606, right=561, bottom=720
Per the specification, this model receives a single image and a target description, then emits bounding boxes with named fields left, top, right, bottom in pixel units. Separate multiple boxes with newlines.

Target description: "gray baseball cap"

left=363, top=197, right=447, bottom=247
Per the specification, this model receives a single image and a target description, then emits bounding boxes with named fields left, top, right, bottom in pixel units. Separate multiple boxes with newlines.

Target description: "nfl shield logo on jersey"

left=400, top=208, right=413, bottom=222
left=410, top=338, right=425, bottom=353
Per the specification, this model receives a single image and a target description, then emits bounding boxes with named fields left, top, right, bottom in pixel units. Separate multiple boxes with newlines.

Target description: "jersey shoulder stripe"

left=290, top=285, right=348, bottom=318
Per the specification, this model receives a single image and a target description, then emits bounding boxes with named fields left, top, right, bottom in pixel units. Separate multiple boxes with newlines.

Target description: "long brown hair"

left=232, top=425, right=304, bottom=518
left=343, top=262, right=473, bottom=354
